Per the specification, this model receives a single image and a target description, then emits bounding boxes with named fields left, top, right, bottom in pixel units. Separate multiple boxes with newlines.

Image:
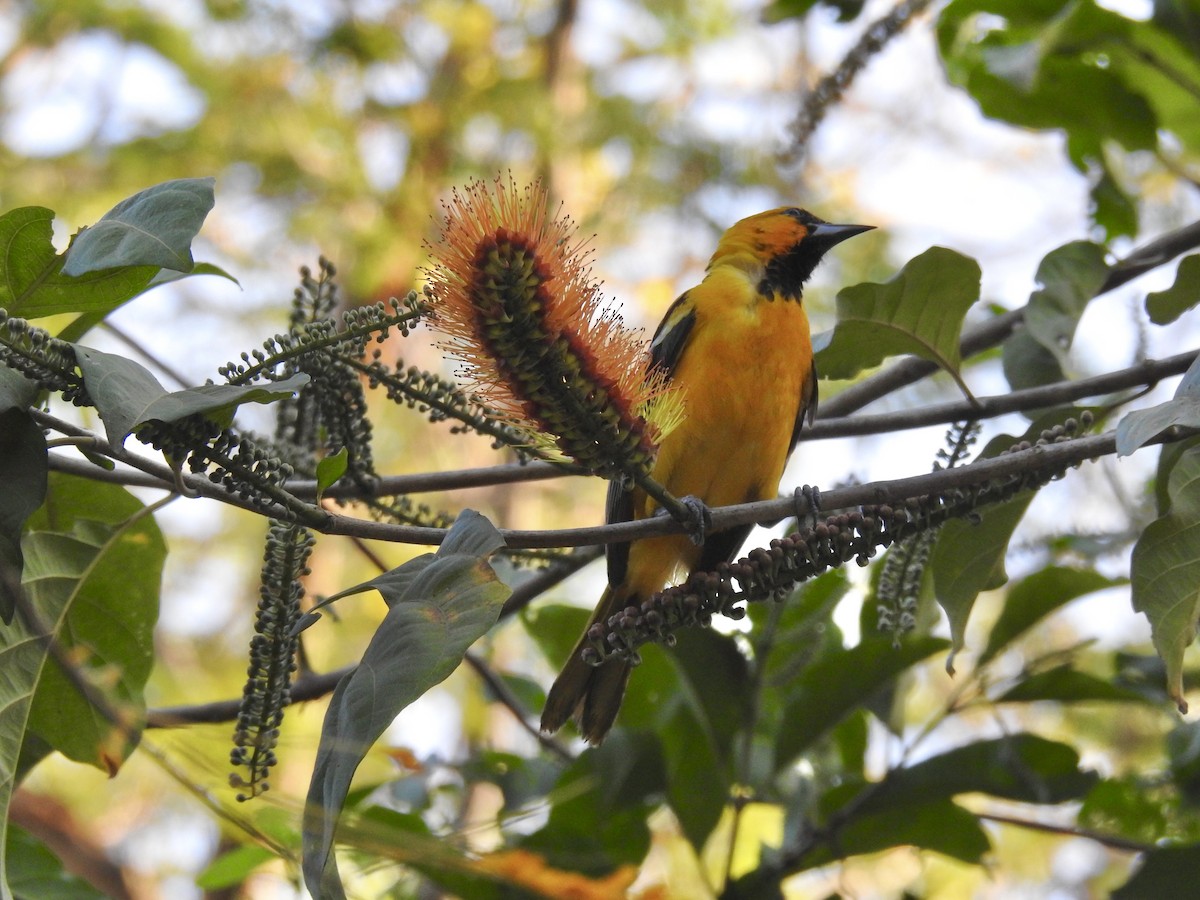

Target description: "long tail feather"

left=541, top=585, right=632, bottom=744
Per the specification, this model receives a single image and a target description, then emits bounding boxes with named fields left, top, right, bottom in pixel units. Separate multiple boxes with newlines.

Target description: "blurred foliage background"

left=6, top=0, right=1200, bottom=897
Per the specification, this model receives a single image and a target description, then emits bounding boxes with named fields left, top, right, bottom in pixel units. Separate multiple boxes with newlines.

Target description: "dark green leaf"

left=1113, top=845, right=1200, bottom=899
left=1131, top=444, right=1200, bottom=710
left=1021, top=242, right=1109, bottom=368
left=1001, top=326, right=1066, bottom=392
left=847, top=734, right=1096, bottom=816
left=73, top=345, right=309, bottom=445
left=996, top=666, right=1151, bottom=705
left=302, top=511, right=509, bottom=899
left=520, top=730, right=661, bottom=874
left=775, top=635, right=949, bottom=767
left=929, top=411, right=1081, bottom=668
left=814, top=246, right=980, bottom=395
left=0, top=370, right=47, bottom=624
left=796, top=798, right=989, bottom=870
left=931, top=491, right=1034, bottom=670
left=61, top=177, right=215, bottom=276
left=1147, top=255, right=1200, bottom=325
left=8, top=824, right=106, bottom=900
left=762, top=0, right=865, bottom=24
left=980, top=566, right=1123, bottom=665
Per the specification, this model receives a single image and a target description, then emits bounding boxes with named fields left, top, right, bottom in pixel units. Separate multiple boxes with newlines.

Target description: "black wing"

left=606, top=292, right=697, bottom=587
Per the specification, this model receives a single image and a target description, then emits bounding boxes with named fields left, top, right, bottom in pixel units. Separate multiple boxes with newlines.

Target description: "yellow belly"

left=624, top=277, right=813, bottom=594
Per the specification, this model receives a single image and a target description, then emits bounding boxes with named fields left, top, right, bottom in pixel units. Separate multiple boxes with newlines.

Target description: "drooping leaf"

left=813, top=246, right=980, bottom=396
left=774, top=635, right=949, bottom=767
left=0, top=369, right=47, bottom=624
left=929, top=411, right=1081, bottom=670
left=1130, top=444, right=1200, bottom=712
left=931, top=490, right=1034, bottom=671
left=1146, top=255, right=1200, bottom=325
left=73, top=346, right=308, bottom=445
left=302, top=511, right=509, bottom=899
left=1113, top=845, right=1200, bottom=899
left=979, top=566, right=1123, bottom=665
left=1117, top=353, right=1200, bottom=456
left=61, top=177, right=215, bottom=276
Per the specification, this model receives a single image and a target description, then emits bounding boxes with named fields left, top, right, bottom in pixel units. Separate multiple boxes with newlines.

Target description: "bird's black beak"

left=807, top=222, right=875, bottom=249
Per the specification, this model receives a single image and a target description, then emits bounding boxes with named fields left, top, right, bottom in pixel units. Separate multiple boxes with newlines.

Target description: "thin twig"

left=463, top=651, right=572, bottom=761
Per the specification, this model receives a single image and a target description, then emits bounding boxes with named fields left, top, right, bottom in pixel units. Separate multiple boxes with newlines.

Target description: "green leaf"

left=73, top=345, right=309, bottom=445
left=195, top=844, right=276, bottom=890
left=1113, top=845, right=1200, bottom=899
left=1147, top=255, right=1200, bottom=325
left=849, top=734, right=1096, bottom=815
left=762, top=0, right=865, bottom=24
left=931, top=491, right=1034, bottom=671
left=928, top=411, right=1080, bottom=669
left=61, top=177, right=215, bottom=276
left=302, top=510, right=509, bottom=900
left=996, top=666, right=1153, bottom=705
left=1001, top=326, right=1066, bottom=392
left=520, top=730, right=661, bottom=874
left=0, top=475, right=162, bottom=899
left=1020, top=241, right=1110, bottom=368
left=0, top=206, right=157, bottom=320
left=315, top=448, right=349, bottom=501
left=1117, top=354, right=1200, bottom=457
left=813, top=246, right=980, bottom=395
left=799, top=798, right=989, bottom=870
left=774, top=635, right=949, bottom=767
left=1131, top=444, right=1200, bottom=712
left=19, top=474, right=164, bottom=770
left=979, top=566, right=1123, bottom=665
left=659, top=629, right=747, bottom=847
left=0, top=370, right=47, bottom=624
left=7, top=824, right=106, bottom=900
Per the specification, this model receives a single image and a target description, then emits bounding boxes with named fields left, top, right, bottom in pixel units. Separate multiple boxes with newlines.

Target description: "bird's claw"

left=679, top=494, right=712, bottom=545
left=794, top=484, right=822, bottom=530
left=656, top=495, right=712, bottom=545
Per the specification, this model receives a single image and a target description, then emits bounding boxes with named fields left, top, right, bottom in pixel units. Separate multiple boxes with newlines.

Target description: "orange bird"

left=541, top=207, right=872, bottom=743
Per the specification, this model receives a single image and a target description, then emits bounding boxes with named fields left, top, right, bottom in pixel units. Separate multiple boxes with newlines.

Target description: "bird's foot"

left=794, top=484, right=822, bottom=530
left=656, top=494, right=712, bottom=545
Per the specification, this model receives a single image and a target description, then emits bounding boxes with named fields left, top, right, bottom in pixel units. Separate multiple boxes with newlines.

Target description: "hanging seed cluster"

left=877, top=421, right=980, bottom=644
left=230, top=521, right=315, bottom=801
left=586, top=415, right=1094, bottom=666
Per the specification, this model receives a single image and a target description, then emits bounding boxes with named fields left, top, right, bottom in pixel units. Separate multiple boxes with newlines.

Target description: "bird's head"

left=711, top=207, right=873, bottom=301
